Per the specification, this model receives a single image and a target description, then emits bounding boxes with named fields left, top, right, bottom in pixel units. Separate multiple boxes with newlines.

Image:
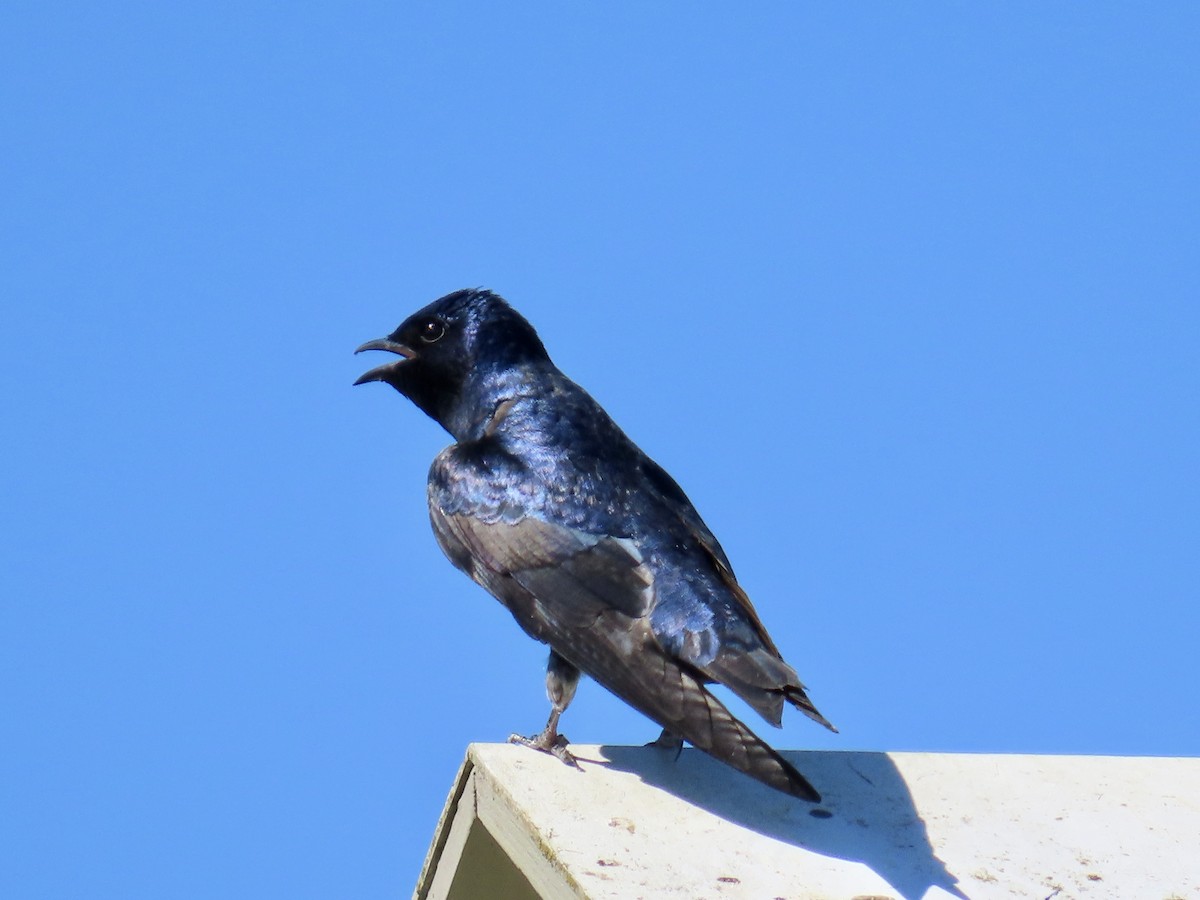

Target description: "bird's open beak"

left=353, top=338, right=416, bottom=385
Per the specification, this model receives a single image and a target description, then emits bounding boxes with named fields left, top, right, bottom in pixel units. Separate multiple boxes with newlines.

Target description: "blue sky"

left=3, top=3, right=1197, bottom=896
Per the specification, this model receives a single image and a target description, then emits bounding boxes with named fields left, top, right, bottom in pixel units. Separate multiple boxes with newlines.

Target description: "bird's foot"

left=509, top=729, right=582, bottom=769
left=645, top=728, right=685, bottom=759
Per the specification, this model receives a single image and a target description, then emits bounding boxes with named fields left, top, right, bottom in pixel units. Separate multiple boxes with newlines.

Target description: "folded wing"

left=430, top=502, right=822, bottom=801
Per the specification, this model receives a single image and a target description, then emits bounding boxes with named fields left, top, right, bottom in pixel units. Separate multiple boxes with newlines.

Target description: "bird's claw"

left=508, top=730, right=582, bottom=769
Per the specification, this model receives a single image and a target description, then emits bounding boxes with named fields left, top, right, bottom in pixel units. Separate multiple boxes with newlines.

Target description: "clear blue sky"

left=3, top=4, right=1197, bottom=896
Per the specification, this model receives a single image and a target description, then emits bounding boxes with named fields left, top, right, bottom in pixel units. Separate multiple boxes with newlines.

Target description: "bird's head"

left=354, top=288, right=549, bottom=436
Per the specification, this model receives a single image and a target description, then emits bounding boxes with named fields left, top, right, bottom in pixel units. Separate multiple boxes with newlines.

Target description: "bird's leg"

left=510, top=706, right=579, bottom=769
left=645, top=728, right=685, bottom=759
left=509, top=651, right=582, bottom=769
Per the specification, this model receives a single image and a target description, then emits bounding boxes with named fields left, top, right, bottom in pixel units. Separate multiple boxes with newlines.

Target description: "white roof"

left=416, top=743, right=1200, bottom=899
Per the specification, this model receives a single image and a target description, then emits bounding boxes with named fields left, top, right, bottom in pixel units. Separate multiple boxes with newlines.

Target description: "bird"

left=354, top=288, right=836, bottom=802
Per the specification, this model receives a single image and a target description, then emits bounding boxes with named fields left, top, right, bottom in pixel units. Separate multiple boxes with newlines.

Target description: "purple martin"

left=355, top=288, right=836, bottom=802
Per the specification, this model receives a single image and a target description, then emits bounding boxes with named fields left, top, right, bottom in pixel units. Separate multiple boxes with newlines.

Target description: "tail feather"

left=670, top=663, right=823, bottom=802
left=703, top=647, right=838, bottom=734
left=564, top=614, right=823, bottom=802
left=785, top=685, right=838, bottom=733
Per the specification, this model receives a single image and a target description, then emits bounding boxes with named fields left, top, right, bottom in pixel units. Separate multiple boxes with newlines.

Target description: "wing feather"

left=429, top=501, right=821, bottom=801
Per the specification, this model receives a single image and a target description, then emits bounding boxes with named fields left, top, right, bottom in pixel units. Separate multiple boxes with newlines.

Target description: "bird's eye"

left=420, top=319, right=446, bottom=343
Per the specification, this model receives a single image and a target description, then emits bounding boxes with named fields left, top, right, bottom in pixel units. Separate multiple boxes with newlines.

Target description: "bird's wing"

left=639, top=456, right=782, bottom=654
left=638, top=456, right=735, bottom=572
left=639, top=457, right=836, bottom=732
left=428, top=493, right=821, bottom=801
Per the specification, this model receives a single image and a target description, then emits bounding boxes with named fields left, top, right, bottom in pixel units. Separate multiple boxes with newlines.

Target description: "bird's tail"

left=582, top=638, right=824, bottom=802
left=704, top=646, right=838, bottom=733
left=673, top=672, right=823, bottom=802
left=550, top=610, right=825, bottom=802
left=785, top=685, right=838, bottom=733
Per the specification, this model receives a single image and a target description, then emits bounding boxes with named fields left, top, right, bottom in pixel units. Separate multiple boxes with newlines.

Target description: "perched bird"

left=355, top=288, right=835, bottom=802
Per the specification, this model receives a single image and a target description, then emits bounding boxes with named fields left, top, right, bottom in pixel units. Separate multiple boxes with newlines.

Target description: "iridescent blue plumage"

left=355, top=288, right=835, bottom=801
